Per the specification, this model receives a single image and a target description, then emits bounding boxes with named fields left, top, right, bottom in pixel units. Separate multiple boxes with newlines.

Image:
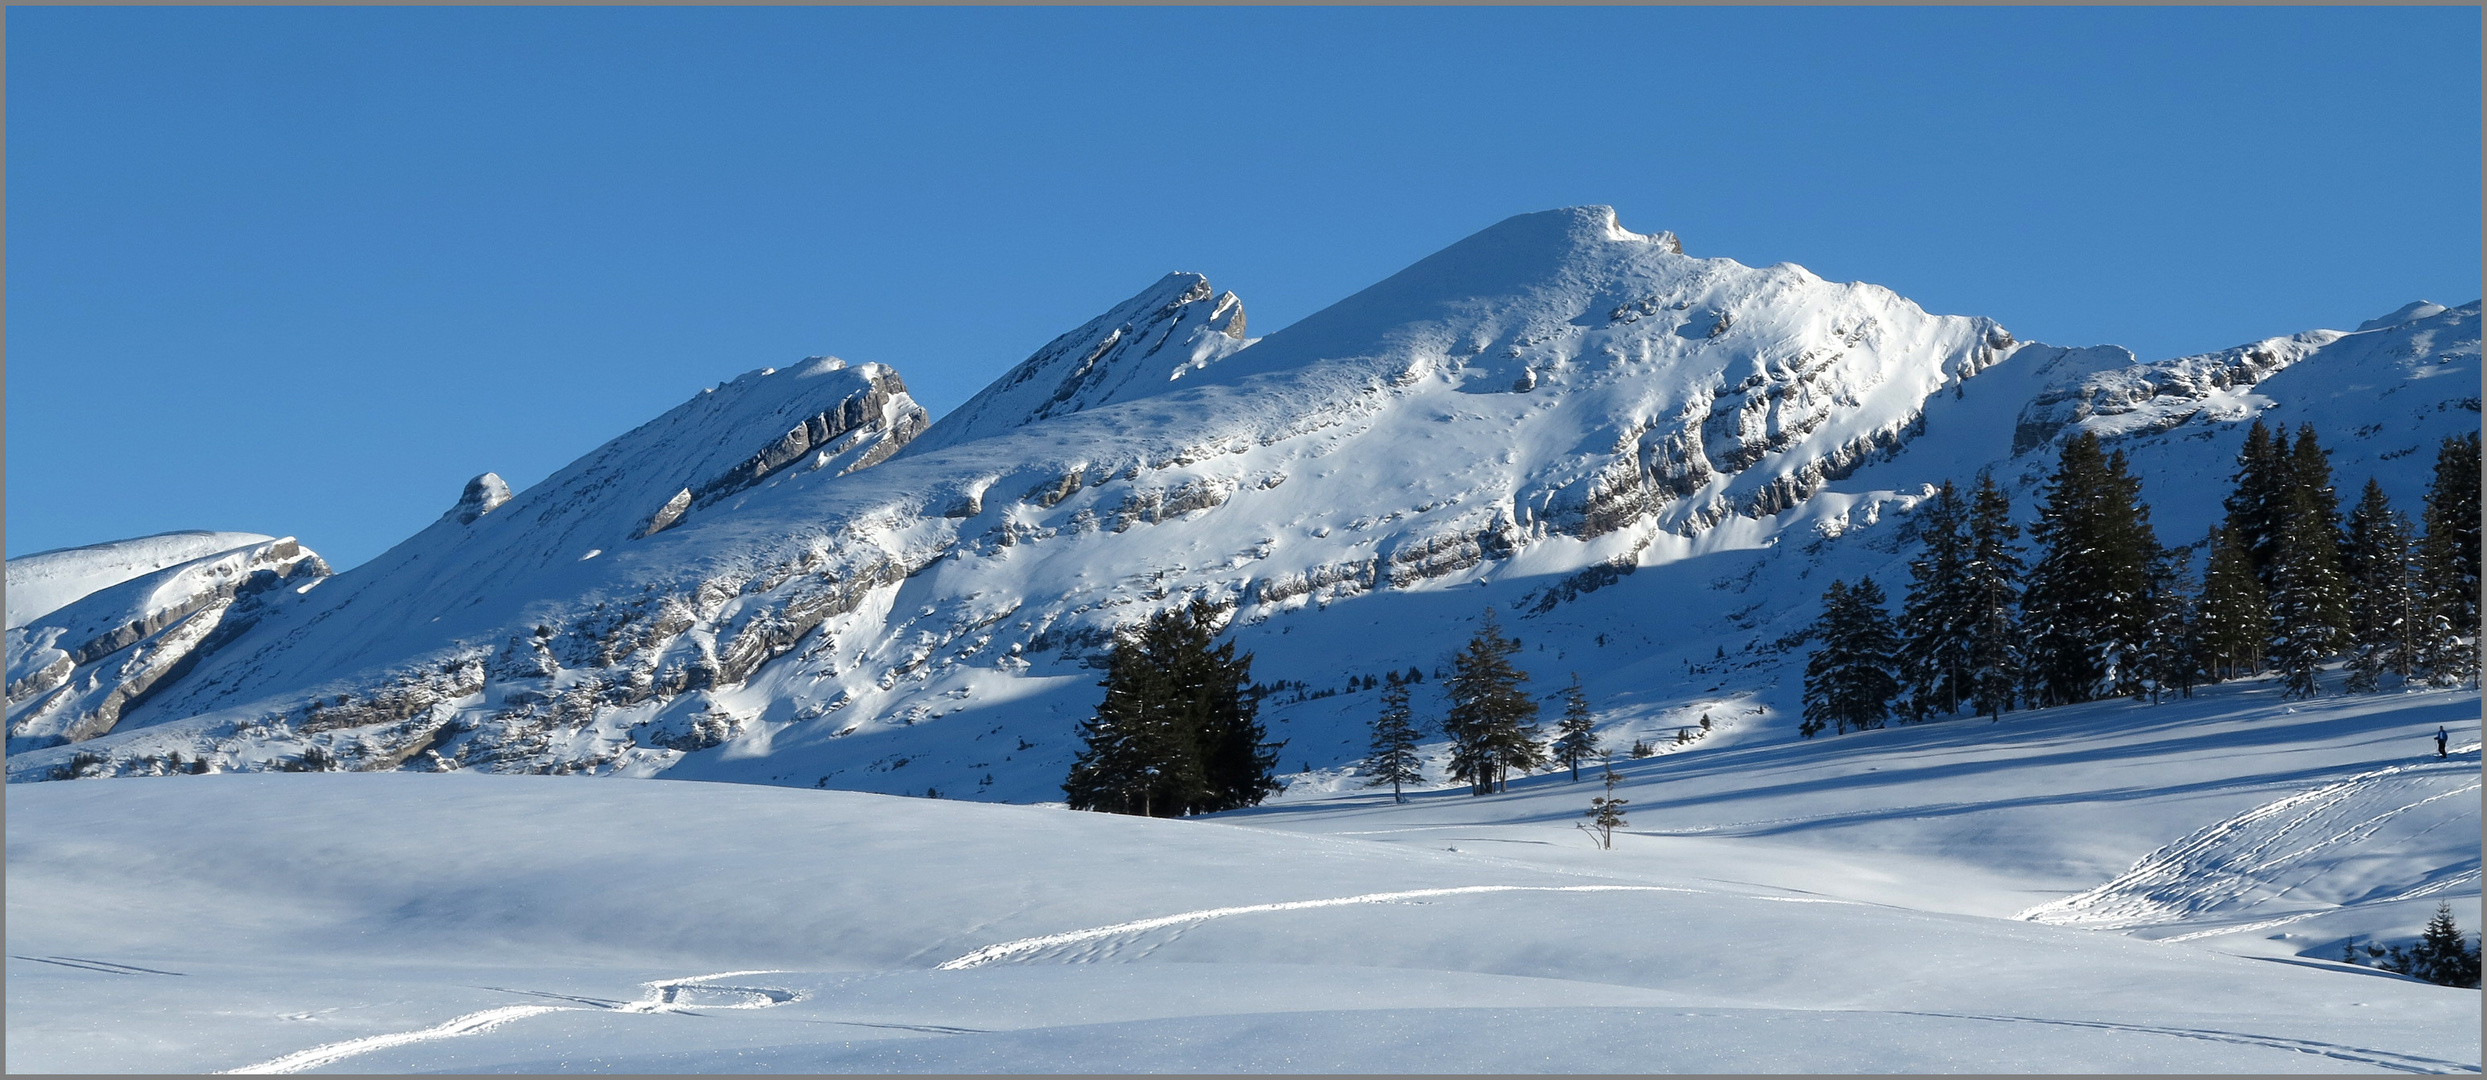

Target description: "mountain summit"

left=9, top=208, right=2477, bottom=800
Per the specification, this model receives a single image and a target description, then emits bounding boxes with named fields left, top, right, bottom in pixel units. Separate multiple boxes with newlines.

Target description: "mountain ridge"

left=8, top=207, right=2476, bottom=801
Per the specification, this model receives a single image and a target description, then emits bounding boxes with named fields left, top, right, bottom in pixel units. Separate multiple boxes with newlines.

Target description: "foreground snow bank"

left=9, top=739, right=2479, bottom=1073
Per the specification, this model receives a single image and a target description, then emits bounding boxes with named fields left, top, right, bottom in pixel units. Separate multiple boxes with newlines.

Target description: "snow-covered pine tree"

left=2417, top=432, right=2482, bottom=686
left=2267, top=508, right=2351, bottom=700
left=1361, top=672, right=1425, bottom=803
left=1962, top=473, right=2024, bottom=720
left=2133, top=542, right=2199, bottom=702
left=2287, top=425, right=2349, bottom=565
left=1801, top=578, right=1901, bottom=736
left=1897, top=479, right=1975, bottom=721
left=2414, top=900, right=2484, bottom=989
left=2194, top=525, right=2269, bottom=682
left=2343, top=480, right=2422, bottom=692
left=1550, top=674, right=1601, bottom=781
left=2352, top=902, right=2487, bottom=988
left=2023, top=433, right=2161, bottom=707
left=1443, top=610, right=1542, bottom=795
left=2223, top=418, right=2291, bottom=591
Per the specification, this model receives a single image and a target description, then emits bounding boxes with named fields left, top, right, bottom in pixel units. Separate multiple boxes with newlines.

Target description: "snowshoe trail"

left=936, top=884, right=1722, bottom=970
left=1900, top=1012, right=2483, bottom=1075
left=8, top=954, right=187, bottom=977
left=219, top=1005, right=573, bottom=1075
left=221, top=970, right=803, bottom=1074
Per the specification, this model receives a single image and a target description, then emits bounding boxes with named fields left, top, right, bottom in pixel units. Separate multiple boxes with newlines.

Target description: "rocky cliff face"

left=7, top=535, right=330, bottom=752
left=73, top=356, right=926, bottom=752
left=10, top=209, right=2475, bottom=798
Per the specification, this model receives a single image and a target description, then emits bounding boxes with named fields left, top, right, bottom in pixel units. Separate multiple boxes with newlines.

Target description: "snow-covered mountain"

left=6, top=533, right=329, bottom=752
left=7, top=207, right=2476, bottom=807
left=900, top=271, right=1252, bottom=456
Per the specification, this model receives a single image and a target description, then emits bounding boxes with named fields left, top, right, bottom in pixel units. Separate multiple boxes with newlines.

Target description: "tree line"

left=1065, top=602, right=1623, bottom=815
left=1362, top=611, right=1608, bottom=800
left=1802, top=425, right=2481, bottom=735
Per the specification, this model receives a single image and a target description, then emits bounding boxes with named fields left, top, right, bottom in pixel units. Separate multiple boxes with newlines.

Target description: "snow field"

left=9, top=678, right=2479, bottom=1074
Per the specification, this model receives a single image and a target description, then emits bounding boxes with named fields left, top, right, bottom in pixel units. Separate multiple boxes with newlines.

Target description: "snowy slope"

left=75, top=357, right=926, bottom=749
left=6, top=534, right=329, bottom=751
left=4, top=208, right=2473, bottom=829
left=899, top=272, right=1251, bottom=456
left=6, top=205, right=2478, bottom=1074
left=6, top=207, right=2020, bottom=780
left=8, top=681, right=2479, bottom=1074
left=5, top=531, right=281, bottom=629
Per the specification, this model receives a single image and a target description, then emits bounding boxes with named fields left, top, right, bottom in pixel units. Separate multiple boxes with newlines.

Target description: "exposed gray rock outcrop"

left=449, top=473, right=513, bottom=524
left=6, top=535, right=329, bottom=751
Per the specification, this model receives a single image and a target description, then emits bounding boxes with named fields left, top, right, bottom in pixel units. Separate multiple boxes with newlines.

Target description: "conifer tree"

left=1800, top=578, right=1900, bottom=736
left=1578, top=765, right=1628, bottom=850
left=2286, top=424, right=2348, bottom=568
left=2343, top=480, right=2422, bottom=692
left=2414, top=900, right=2484, bottom=989
left=1361, top=673, right=1425, bottom=803
left=2223, top=419, right=2291, bottom=590
left=2418, top=432, right=2482, bottom=686
left=2268, top=509, right=2351, bottom=700
left=1962, top=473, right=2024, bottom=720
left=2194, top=526, right=2269, bottom=682
left=1550, top=674, right=1601, bottom=781
left=2023, top=433, right=2162, bottom=706
left=1443, top=611, right=1543, bottom=795
left=1063, top=600, right=1281, bottom=816
left=2133, top=543, right=2198, bottom=702
left=1064, top=634, right=1202, bottom=816
left=1897, top=479, right=1975, bottom=720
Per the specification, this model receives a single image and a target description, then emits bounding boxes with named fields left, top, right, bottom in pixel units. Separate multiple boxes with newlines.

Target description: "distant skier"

left=2436, top=726, right=2449, bottom=759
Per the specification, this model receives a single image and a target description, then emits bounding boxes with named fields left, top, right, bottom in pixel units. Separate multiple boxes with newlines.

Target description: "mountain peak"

left=901, top=272, right=1251, bottom=457
left=2357, top=300, right=2451, bottom=332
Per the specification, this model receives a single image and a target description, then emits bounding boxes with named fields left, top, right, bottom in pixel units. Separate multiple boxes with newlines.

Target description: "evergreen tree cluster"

left=2339, top=901, right=2484, bottom=989
left=1801, top=578, right=1898, bottom=738
left=1800, top=426, right=2481, bottom=735
left=1354, top=612, right=1609, bottom=800
left=1063, top=599, right=1284, bottom=816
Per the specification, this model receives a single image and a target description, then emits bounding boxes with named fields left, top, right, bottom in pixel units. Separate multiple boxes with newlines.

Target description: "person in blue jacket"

left=2436, top=726, right=2450, bottom=759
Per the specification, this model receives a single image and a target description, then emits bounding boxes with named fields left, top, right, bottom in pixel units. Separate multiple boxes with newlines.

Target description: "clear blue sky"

left=9, top=6, right=2478, bottom=570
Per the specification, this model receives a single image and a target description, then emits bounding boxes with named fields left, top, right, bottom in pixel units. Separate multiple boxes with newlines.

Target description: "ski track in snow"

left=188, top=863, right=2487, bottom=1073
left=1897, top=1012, right=2483, bottom=1075
left=2018, top=746, right=2484, bottom=931
left=219, top=1005, right=574, bottom=1075
left=219, top=970, right=798, bottom=1074
left=219, top=886, right=1744, bottom=1072
left=935, top=884, right=1719, bottom=969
